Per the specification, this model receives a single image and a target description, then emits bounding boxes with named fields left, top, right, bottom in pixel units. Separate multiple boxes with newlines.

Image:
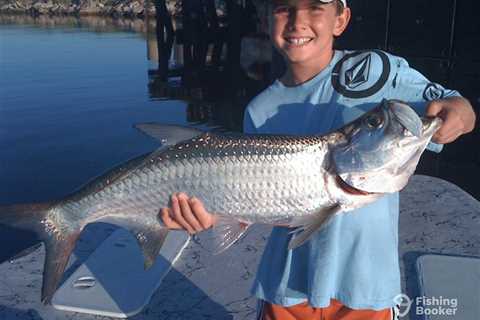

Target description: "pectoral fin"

left=133, top=227, right=170, bottom=269
left=287, top=205, right=341, bottom=250
left=97, top=217, right=170, bottom=270
left=211, top=216, right=251, bottom=254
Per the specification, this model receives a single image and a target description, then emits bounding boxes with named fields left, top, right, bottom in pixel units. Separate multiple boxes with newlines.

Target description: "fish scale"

left=144, top=141, right=330, bottom=223
left=0, top=100, right=442, bottom=304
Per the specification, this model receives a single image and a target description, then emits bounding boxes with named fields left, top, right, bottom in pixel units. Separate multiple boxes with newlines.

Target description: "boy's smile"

left=271, top=0, right=351, bottom=84
left=284, top=37, right=314, bottom=46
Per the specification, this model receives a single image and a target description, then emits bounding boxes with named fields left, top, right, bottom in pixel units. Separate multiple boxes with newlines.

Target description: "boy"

left=161, top=1, right=476, bottom=319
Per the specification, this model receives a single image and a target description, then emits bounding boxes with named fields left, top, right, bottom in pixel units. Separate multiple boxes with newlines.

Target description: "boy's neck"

left=280, top=49, right=336, bottom=87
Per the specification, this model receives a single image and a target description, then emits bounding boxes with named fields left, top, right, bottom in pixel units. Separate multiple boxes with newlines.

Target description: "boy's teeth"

left=288, top=38, right=312, bottom=45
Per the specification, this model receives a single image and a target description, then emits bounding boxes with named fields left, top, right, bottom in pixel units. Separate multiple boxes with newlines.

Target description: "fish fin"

left=134, top=227, right=170, bottom=270
left=287, top=205, right=341, bottom=250
left=0, top=205, right=44, bottom=264
left=97, top=217, right=170, bottom=270
left=134, top=123, right=205, bottom=145
left=388, top=100, right=423, bottom=138
left=0, top=202, right=76, bottom=305
left=211, top=216, right=251, bottom=254
left=0, top=203, right=52, bottom=230
left=41, top=231, right=81, bottom=304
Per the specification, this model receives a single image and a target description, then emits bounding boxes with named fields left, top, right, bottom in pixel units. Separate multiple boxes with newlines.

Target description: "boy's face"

left=271, top=0, right=350, bottom=65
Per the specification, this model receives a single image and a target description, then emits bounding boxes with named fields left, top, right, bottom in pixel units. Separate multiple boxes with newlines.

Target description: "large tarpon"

left=0, top=99, right=441, bottom=304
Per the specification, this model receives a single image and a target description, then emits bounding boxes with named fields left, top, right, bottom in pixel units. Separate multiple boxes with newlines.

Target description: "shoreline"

left=0, top=0, right=164, bottom=18
left=0, top=0, right=241, bottom=19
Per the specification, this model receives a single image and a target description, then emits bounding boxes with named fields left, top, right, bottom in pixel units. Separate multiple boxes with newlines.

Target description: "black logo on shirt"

left=423, top=83, right=445, bottom=101
left=332, top=50, right=390, bottom=99
left=345, top=54, right=371, bottom=89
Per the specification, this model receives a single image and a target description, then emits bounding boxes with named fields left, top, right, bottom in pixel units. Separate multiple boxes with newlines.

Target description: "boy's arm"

left=385, top=54, right=476, bottom=145
left=425, top=96, right=476, bottom=144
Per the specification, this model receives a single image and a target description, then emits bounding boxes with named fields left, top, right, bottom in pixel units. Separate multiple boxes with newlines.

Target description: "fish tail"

left=0, top=202, right=80, bottom=304
left=0, top=202, right=50, bottom=231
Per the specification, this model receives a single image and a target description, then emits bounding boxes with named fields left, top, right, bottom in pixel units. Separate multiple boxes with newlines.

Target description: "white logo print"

left=393, top=294, right=413, bottom=318
left=393, top=294, right=459, bottom=318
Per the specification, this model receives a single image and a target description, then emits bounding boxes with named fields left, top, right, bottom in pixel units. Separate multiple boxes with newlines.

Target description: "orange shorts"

left=259, top=299, right=395, bottom=320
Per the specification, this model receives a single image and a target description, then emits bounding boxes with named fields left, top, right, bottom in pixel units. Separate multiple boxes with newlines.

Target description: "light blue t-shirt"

left=243, top=50, right=460, bottom=310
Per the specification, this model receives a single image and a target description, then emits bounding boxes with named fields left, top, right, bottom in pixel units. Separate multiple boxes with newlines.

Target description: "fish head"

left=332, top=99, right=442, bottom=194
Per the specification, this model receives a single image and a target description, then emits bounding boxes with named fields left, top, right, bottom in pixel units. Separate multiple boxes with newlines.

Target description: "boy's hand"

left=160, top=193, right=217, bottom=234
left=426, top=97, right=476, bottom=144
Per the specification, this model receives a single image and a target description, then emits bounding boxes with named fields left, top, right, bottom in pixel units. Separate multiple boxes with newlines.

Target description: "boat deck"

left=0, top=175, right=479, bottom=320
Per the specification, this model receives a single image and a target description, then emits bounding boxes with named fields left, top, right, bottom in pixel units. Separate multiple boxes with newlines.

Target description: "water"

left=0, top=14, right=252, bottom=261
left=3, top=20, right=164, bottom=200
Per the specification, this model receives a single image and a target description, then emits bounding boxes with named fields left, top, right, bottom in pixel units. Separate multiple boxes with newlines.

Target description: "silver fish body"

left=0, top=99, right=442, bottom=304
left=67, top=135, right=332, bottom=226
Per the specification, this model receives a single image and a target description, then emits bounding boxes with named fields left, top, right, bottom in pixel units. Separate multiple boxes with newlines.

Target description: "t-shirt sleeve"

left=386, top=55, right=462, bottom=153
left=387, top=55, right=462, bottom=115
left=243, top=107, right=257, bottom=134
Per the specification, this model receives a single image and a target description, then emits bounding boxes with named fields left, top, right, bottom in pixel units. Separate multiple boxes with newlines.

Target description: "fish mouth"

left=336, top=175, right=373, bottom=196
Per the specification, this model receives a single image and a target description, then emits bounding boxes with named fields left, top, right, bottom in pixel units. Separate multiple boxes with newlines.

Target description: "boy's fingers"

left=177, top=194, right=203, bottom=232
left=171, top=193, right=195, bottom=234
left=432, top=124, right=454, bottom=142
left=160, top=208, right=183, bottom=229
left=425, top=101, right=444, bottom=117
left=189, top=197, right=214, bottom=229
left=426, top=100, right=469, bottom=144
left=432, top=108, right=465, bottom=143
left=433, top=129, right=462, bottom=144
left=443, top=132, right=462, bottom=144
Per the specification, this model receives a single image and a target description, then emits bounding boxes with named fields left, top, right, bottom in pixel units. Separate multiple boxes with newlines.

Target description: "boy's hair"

left=332, top=0, right=345, bottom=15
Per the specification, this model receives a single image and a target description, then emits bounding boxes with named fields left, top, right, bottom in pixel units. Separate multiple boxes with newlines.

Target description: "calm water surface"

left=1, top=17, right=198, bottom=204
left=0, top=15, right=228, bottom=260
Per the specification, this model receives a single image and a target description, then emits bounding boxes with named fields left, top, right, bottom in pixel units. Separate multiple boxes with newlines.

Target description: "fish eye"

left=364, top=114, right=384, bottom=129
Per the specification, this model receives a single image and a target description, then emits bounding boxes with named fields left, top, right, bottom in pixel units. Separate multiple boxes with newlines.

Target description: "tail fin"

left=0, top=202, right=80, bottom=304
left=0, top=203, right=51, bottom=230
left=41, top=229, right=80, bottom=304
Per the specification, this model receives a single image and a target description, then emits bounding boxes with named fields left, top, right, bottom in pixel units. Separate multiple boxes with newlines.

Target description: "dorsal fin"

left=134, top=123, right=204, bottom=146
